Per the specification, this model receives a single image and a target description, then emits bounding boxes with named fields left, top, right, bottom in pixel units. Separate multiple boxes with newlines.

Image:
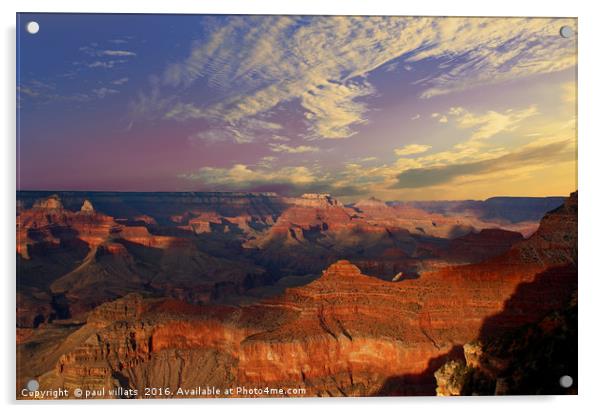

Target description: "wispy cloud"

left=98, top=50, right=136, bottom=57
left=132, top=16, right=575, bottom=145
left=189, top=128, right=251, bottom=145
left=360, top=156, right=377, bottom=162
left=80, top=45, right=136, bottom=57
left=132, top=17, right=408, bottom=138
left=86, top=60, right=127, bottom=69
left=92, top=87, right=119, bottom=99
left=431, top=113, right=448, bottom=123
left=77, top=44, right=137, bottom=70
left=112, top=77, right=129, bottom=85
left=156, top=15, right=412, bottom=140
left=411, top=18, right=577, bottom=98
left=269, top=143, right=319, bottom=153
left=270, top=135, right=291, bottom=142
left=188, top=118, right=284, bottom=144
left=18, top=79, right=94, bottom=106
left=179, top=164, right=317, bottom=186
left=394, top=144, right=432, bottom=156
left=448, top=105, right=539, bottom=147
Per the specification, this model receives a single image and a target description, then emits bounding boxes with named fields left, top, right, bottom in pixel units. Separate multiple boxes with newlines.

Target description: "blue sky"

left=17, top=14, right=577, bottom=200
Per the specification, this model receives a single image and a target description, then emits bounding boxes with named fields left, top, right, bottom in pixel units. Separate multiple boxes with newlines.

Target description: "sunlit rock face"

left=80, top=199, right=95, bottom=214
left=33, top=194, right=64, bottom=211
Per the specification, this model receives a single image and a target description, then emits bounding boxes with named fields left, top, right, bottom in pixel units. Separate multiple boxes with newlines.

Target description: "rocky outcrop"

left=132, top=215, right=157, bottom=226
left=33, top=194, right=64, bottom=211
left=286, top=193, right=343, bottom=208
left=188, top=212, right=222, bottom=234
left=80, top=200, right=95, bottom=214
left=434, top=291, right=577, bottom=396
left=509, top=191, right=577, bottom=266
left=434, top=360, right=469, bottom=396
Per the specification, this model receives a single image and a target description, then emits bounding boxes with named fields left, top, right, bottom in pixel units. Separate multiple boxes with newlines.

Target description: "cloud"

left=17, top=80, right=54, bottom=99
left=17, top=80, right=56, bottom=107
left=133, top=16, right=575, bottom=143
left=17, top=86, right=38, bottom=98
left=134, top=16, right=429, bottom=140
left=431, top=112, right=448, bottom=123
left=188, top=118, right=284, bottom=144
left=179, top=163, right=317, bottom=187
left=164, top=102, right=202, bottom=120
left=92, top=88, right=119, bottom=98
left=270, top=135, right=290, bottom=142
left=300, top=79, right=374, bottom=138
left=128, top=82, right=174, bottom=122
left=98, top=50, right=136, bottom=57
left=411, top=18, right=577, bottom=98
left=394, top=144, right=432, bottom=156
left=393, top=139, right=574, bottom=188
left=261, top=156, right=276, bottom=162
left=393, top=104, right=541, bottom=169
left=178, top=163, right=364, bottom=197
left=157, top=15, right=416, bottom=139
left=17, top=79, right=103, bottom=106
left=86, top=60, right=127, bottom=69
left=78, top=44, right=137, bottom=70
left=80, top=45, right=136, bottom=57
left=411, top=114, right=421, bottom=121
left=112, top=77, right=129, bottom=85
left=448, top=105, right=538, bottom=145
left=268, top=143, right=319, bottom=153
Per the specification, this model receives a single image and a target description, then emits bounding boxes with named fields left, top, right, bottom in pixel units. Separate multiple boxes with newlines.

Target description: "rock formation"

left=16, top=194, right=264, bottom=325
left=80, top=199, right=95, bottom=214
left=16, top=191, right=577, bottom=398
left=33, top=194, right=63, bottom=211
left=434, top=291, right=577, bottom=396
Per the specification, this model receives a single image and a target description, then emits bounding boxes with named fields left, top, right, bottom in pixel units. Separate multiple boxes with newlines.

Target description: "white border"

left=2, top=1, right=600, bottom=412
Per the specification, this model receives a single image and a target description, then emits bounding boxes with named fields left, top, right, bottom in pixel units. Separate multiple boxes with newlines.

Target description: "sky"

left=17, top=14, right=577, bottom=201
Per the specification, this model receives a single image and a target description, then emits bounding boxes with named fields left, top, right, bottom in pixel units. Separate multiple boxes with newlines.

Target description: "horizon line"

left=15, top=189, right=573, bottom=203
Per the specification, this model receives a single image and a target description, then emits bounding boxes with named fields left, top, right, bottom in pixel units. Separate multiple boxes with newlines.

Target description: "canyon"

left=16, top=191, right=576, bottom=397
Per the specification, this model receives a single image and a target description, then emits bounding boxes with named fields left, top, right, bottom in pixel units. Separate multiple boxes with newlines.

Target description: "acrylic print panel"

left=16, top=13, right=577, bottom=399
